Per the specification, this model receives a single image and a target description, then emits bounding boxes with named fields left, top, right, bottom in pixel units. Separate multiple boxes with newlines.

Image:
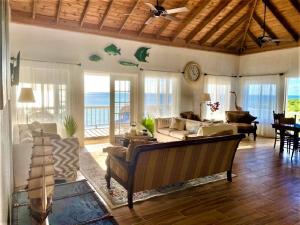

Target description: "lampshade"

left=199, top=93, right=211, bottom=102
left=18, top=88, right=35, bottom=103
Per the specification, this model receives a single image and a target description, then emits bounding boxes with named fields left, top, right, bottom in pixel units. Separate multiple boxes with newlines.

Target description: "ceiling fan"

left=143, top=0, right=189, bottom=24
left=257, top=0, right=293, bottom=47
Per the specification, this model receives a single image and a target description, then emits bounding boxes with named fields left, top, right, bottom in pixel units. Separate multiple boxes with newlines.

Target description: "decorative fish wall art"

left=118, top=60, right=139, bottom=67
left=104, top=44, right=121, bottom=56
left=89, top=54, right=102, bottom=62
left=135, top=47, right=150, bottom=62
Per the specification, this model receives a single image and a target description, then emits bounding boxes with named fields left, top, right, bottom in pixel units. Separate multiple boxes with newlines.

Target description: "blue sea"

left=84, top=92, right=173, bottom=128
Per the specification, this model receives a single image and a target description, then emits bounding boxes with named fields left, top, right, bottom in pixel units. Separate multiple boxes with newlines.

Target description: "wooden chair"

left=278, top=115, right=296, bottom=153
left=273, top=111, right=285, bottom=149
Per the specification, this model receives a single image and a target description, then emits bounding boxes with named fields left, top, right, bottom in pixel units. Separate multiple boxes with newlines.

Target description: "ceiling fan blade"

left=145, top=17, right=155, bottom=24
left=164, top=15, right=181, bottom=22
left=166, top=7, right=189, bottom=14
left=145, top=3, right=157, bottom=11
left=270, top=39, right=294, bottom=42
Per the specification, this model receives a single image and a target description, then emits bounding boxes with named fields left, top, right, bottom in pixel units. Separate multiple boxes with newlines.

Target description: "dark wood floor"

left=112, top=138, right=300, bottom=225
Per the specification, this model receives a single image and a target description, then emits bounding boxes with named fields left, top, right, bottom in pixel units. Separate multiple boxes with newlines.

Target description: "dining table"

left=272, top=123, right=300, bottom=157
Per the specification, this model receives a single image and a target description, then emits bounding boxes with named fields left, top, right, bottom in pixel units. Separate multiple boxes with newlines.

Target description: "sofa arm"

left=106, top=155, right=130, bottom=184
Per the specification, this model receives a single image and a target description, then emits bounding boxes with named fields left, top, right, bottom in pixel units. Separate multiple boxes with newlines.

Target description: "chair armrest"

left=252, top=121, right=259, bottom=125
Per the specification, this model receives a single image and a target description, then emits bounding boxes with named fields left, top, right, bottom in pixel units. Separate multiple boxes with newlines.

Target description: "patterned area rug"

left=80, top=148, right=236, bottom=209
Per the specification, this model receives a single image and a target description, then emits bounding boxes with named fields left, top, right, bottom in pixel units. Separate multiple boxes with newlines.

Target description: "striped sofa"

left=105, top=133, right=245, bottom=208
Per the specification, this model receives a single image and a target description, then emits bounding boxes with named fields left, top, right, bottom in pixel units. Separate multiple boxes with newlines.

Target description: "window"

left=240, top=75, right=280, bottom=137
left=204, top=76, right=233, bottom=120
left=285, top=77, right=300, bottom=122
left=15, top=62, right=71, bottom=124
left=143, top=71, right=180, bottom=118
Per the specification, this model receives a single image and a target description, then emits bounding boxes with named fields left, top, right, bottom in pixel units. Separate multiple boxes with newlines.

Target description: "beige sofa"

left=154, top=117, right=237, bottom=142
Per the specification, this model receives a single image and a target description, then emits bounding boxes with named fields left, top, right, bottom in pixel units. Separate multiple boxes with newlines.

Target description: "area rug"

left=80, top=148, right=236, bottom=209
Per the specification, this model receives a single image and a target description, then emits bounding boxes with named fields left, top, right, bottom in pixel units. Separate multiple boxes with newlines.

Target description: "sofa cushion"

left=106, top=146, right=127, bottom=159
left=157, top=128, right=175, bottom=135
left=197, top=124, right=237, bottom=136
left=169, top=118, right=185, bottom=131
left=157, top=118, right=171, bottom=129
left=169, top=130, right=189, bottom=140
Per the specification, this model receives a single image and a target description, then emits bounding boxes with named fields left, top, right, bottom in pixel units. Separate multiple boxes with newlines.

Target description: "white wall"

left=239, top=47, right=300, bottom=112
left=239, top=47, right=300, bottom=77
left=10, top=23, right=239, bottom=117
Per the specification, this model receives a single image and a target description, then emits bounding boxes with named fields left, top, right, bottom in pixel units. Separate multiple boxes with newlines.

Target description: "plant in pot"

left=64, top=115, right=78, bottom=137
left=141, top=116, right=154, bottom=137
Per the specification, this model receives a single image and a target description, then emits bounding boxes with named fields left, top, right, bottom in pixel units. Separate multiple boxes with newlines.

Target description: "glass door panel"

left=110, top=77, right=133, bottom=143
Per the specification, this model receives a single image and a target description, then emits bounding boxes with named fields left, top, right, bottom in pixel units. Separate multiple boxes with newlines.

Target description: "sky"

left=288, top=77, right=300, bottom=96
left=84, top=74, right=109, bottom=93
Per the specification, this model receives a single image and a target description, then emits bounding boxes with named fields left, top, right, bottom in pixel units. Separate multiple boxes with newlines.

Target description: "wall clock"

left=184, top=61, right=201, bottom=82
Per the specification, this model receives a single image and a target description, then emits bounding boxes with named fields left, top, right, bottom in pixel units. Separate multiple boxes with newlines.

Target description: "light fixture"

left=199, top=93, right=211, bottom=121
left=18, top=87, right=35, bottom=124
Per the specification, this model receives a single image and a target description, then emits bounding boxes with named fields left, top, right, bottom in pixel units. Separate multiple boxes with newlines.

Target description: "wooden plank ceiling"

left=10, top=0, right=300, bottom=55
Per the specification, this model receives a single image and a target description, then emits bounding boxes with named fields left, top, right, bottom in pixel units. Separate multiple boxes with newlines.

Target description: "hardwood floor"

left=111, top=138, right=300, bottom=225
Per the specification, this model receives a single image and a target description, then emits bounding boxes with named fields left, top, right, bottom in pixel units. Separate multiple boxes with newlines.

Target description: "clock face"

left=184, top=62, right=201, bottom=82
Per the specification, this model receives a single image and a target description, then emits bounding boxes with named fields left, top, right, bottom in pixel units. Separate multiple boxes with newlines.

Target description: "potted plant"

left=64, top=115, right=78, bottom=137
left=141, top=116, right=154, bottom=137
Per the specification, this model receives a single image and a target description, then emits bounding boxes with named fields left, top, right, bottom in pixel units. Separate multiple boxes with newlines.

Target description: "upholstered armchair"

left=225, top=111, right=259, bottom=140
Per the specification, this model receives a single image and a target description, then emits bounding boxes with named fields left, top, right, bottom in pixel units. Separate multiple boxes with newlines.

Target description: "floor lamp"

left=199, top=93, right=211, bottom=121
left=18, top=87, right=35, bottom=124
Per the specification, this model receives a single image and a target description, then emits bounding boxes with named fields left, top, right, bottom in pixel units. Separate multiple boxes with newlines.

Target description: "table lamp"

left=199, top=93, right=211, bottom=121
left=18, top=87, right=35, bottom=124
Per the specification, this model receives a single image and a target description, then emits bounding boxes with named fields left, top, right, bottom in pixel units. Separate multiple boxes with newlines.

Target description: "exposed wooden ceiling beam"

left=225, top=32, right=244, bottom=49
left=289, top=0, right=300, bottom=13
left=247, top=30, right=261, bottom=47
left=211, top=13, right=248, bottom=47
left=252, top=11, right=278, bottom=39
left=185, top=0, right=230, bottom=43
left=198, top=1, right=248, bottom=45
left=263, top=0, right=299, bottom=41
left=171, top=0, right=210, bottom=42
left=32, top=0, right=37, bottom=19
left=80, top=0, right=90, bottom=27
left=239, top=0, right=258, bottom=51
left=155, top=0, right=189, bottom=39
left=99, top=0, right=114, bottom=31
left=11, top=10, right=238, bottom=55
left=119, top=0, right=140, bottom=33
left=138, top=0, right=167, bottom=36
left=56, top=0, right=62, bottom=23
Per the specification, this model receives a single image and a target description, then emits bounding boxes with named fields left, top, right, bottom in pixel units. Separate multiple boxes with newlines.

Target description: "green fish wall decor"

left=135, top=47, right=150, bottom=62
left=89, top=54, right=102, bottom=62
left=118, top=60, right=139, bottom=67
left=104, top=44, right=121, bottom=56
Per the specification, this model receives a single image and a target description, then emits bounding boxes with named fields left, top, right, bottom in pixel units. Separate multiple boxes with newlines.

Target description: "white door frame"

left=109, top=75, right=134, bottom=143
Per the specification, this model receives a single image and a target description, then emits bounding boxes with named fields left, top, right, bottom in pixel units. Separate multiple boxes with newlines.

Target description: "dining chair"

left=273, top=111, right=285, bottom=149
left=279, top=115, right=296, bottom=153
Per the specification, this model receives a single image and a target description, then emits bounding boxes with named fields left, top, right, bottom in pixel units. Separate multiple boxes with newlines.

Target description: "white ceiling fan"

left=143, top=0, right=189, bottom=24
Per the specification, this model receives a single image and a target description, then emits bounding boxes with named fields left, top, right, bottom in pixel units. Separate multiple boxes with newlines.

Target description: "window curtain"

left=14, top=61, right=75, bottom=127
left=204, top=76, right=233, bottom=120
left=142, top=70, right=181, bottom=118
left=240, top=75, right=281, bottom=137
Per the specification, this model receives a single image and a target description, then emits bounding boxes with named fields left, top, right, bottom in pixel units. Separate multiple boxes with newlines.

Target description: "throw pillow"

left=169, top=118, right=185, bottom=131
left=19, top=129, right=33, bottom=143
left=29, top=121, right=42, bottom=132
left=243, top=114, right=257, bottom=124
left=157, top=118, right=171, bottom=129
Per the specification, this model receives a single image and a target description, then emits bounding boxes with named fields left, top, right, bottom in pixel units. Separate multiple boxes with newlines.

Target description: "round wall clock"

left=184, top=61, right=201, bottom=82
